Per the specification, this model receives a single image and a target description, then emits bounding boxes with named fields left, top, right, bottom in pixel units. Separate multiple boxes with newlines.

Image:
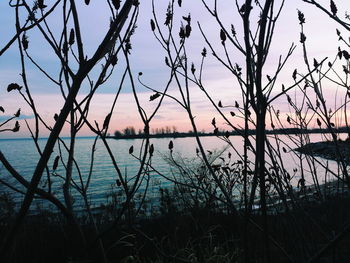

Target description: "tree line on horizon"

left=114, top=125, right=178, bottom=137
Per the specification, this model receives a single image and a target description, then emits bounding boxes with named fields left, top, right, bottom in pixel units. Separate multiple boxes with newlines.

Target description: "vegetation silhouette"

left=1, top=0, right=350, bottom=263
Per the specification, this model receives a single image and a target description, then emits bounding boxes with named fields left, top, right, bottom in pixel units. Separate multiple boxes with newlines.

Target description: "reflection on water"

left=0, top=134, right=345, bottom=211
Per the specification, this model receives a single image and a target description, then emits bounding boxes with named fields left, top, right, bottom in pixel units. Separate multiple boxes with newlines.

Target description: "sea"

left=0, top=133, right=346, bottom=213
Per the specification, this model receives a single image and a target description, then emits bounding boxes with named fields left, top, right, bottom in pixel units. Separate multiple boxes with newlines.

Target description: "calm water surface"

left=0, top=134, right=344, bottom=211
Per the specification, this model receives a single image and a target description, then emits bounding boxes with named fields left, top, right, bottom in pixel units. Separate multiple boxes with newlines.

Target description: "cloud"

left=0, top=114, right=35, bottom=122
left=153, top=115, right=165, bottom=120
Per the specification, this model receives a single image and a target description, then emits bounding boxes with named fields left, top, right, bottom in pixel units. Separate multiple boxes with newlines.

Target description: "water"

left=0, top=134, right=346, bottom=212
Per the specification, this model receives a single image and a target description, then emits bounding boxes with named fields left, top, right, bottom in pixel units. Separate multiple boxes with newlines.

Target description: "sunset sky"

left=0, top=0, right=349, bottom=138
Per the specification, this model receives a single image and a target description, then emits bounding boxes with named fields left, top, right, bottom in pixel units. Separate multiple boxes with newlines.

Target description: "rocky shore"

left=295, top=140, right=350, bottom=165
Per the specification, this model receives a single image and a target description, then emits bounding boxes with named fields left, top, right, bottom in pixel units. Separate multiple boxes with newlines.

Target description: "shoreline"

left=108, top=128, right=349, bottom=140
left=295, top=140, right=350, bottom=165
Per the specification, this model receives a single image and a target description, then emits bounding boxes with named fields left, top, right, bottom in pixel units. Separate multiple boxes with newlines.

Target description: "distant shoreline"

left=0, top=127, right=348, bottom=140
left=295, top=140, right=350, bottom=165
left=108, top=127, right=349, bottom=140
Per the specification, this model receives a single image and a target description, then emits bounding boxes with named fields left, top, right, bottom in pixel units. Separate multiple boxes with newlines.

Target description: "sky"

left=0, top=0, right=350, bottom=138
